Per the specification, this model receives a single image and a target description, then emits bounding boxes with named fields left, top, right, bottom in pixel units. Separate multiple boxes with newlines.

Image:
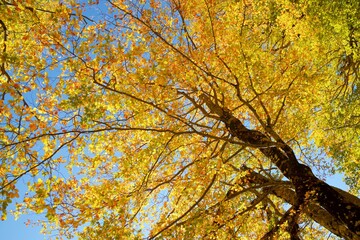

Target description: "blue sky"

left=0, top=213, right=44, bottom=240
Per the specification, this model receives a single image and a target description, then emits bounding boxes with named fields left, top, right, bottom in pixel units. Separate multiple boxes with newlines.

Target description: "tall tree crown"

left=0, top=0, right=359, bottom=239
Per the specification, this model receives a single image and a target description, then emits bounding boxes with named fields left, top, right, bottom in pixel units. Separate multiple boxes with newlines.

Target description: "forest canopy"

left=0, top=0, right=359, bottom=239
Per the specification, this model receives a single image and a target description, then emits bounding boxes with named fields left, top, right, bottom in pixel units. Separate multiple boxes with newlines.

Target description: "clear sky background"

left=0, top=213, right=44, bottom=240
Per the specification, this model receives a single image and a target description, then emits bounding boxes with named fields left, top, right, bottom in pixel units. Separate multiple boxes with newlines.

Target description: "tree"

left=0, top=0, right=359, bottom=239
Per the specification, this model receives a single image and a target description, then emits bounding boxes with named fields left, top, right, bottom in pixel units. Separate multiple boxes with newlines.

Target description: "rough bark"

left=230, top=166, right=360, bottom=240
left=201, top=94, right=360, bottom=238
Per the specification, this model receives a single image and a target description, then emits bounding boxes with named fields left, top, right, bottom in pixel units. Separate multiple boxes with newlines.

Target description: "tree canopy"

left=1, top=0, right=359, bottom=239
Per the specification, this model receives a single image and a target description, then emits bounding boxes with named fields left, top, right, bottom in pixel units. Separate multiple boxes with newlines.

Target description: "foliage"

left=0, top=0, right=359, bottom=239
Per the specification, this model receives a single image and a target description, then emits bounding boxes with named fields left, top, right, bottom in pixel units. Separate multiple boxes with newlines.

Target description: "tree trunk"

left=201, top=94, right=360, bottom=238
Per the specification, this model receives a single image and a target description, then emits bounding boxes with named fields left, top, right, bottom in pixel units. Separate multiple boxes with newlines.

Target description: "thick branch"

left=226, top=166, right=360, bottom=240
left=201, top=94, right=360, bottom=236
